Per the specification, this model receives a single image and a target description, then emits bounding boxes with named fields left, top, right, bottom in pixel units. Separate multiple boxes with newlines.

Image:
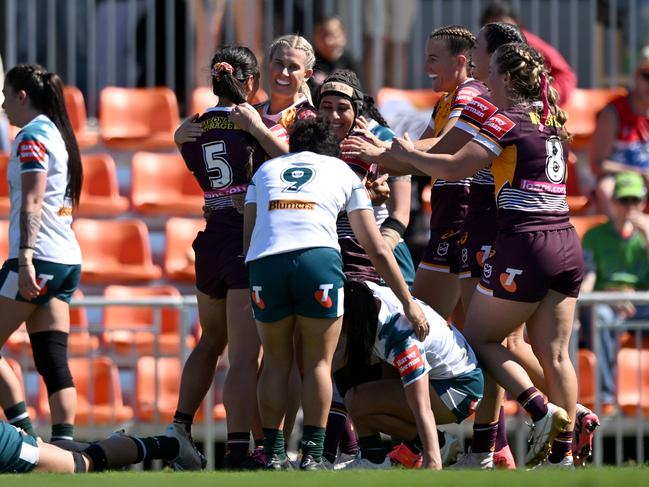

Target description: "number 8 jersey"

left=180, top=107, right=267, bottom=229
left=456, top=98, right=570, bottom=233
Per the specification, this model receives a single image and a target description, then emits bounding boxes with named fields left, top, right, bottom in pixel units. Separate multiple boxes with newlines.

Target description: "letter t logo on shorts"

left=499, top=268, right=523, bottom=293
left=314, top=284, right=334, bottom=308
left=251, top=285, right=266, bottom=309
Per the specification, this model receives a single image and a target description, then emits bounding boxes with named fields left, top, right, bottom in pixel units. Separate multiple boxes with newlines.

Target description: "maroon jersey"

left=256, top=97, right=317, bottom=143
left=180, top=107, right=267, bottom=230
left=459, top=97, right=571, bottom=232
left=427, top=79, right=489, bottom=229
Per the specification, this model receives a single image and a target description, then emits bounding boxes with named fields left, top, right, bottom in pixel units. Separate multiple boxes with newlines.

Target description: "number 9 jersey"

left=456, top=97, right=570, bottom=233
left=180, top=107, right=267, bottom=229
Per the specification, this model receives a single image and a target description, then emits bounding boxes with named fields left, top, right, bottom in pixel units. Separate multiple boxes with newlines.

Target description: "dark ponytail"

left=343, top=281, right=379, bottom=378
left=5, top=64, right=82, bottom=207
left=482, top=22, right=527, bottom=53
left=210, top=45, right=260, bottom=105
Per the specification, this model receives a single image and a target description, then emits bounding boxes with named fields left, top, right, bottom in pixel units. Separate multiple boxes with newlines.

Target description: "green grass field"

left=1, top=469, right=647, bottom=487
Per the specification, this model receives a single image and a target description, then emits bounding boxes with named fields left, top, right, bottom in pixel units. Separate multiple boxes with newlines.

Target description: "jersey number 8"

left=544, top=136, right=566, bottom=184
left=202, top=141, right=233, bottom=189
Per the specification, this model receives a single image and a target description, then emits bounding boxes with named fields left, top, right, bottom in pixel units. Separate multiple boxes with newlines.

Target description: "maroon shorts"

left=459, top=216, right=499, bottom=279
left=193, top=229, right=248, bottom=299
left=419, top=227, right=463, bottom=274
left=476, top=226, right=584, bottom=302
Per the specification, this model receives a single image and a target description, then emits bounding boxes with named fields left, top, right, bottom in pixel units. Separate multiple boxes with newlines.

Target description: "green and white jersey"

left=8, top=114, right=81, bottom=265
left=367, top=281, right=478, bottom=386
left=245, top=151, right=372, bottom=262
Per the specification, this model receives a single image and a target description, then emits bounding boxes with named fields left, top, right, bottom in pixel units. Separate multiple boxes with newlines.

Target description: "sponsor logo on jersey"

left=482, top=114, right=515, bottom=141
left=18, top=140, right=46, bottom=163
left=394, top=345, right=425, bottom=378
left=500, top=267, right=523, bottom=293
left=251, top=286, right=265, bottom=309
left=204, top=184, right=248, bottom=198
left=460, top=97, right=498, bottom=125
left=314, top=284, right=334, bottom=308
left=483, top=263, right=493, bottom=278
left=520, top=179, right=566, bottom=195
left=453, top=87, right=481, bottom=107
left=202, top=116, right=237, bottom=131
left=268, top=199, right=316, bottom=210
left=437, top=242, right=449, bottom=256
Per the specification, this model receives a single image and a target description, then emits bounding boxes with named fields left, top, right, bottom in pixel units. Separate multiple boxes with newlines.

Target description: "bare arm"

left=589, top=105, right=619, bottom=178
left=231, top=103, right=289, bottom=158
left=404, top=377, right=441, bottom=470
left=386, top=176, right=411, bottom=227
left=243, top=202, right=257, bottom=256
left=19, top=171, right=47, bottom=300
left=349, top=208, right=429, bottom=340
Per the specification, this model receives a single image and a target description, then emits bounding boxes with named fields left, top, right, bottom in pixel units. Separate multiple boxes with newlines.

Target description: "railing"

left=2, top=0, right=647, bottom=116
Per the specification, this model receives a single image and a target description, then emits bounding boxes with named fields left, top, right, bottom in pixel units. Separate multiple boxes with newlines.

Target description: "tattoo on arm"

left=19, top=211, right=41, bottom=249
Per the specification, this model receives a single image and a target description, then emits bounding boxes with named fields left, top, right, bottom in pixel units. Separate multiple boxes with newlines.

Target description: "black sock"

left=4, top=402, right=36, bottom=437
left=135, top=436, right=180, bottom=461
left=173, top=410, right=195, bottom=434
left=359, top=434, right=385, bottom=464
left=51, top=423, right=74, bottom=442
left=437, top=430, right=446, bottom=449
left=227, top=432, right=251, bottom=463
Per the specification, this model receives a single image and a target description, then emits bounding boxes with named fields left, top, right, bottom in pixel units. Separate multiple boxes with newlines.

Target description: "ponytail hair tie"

left=211, top=62, right=235, bottom=77
left=538, top=71, right=550, bottom=132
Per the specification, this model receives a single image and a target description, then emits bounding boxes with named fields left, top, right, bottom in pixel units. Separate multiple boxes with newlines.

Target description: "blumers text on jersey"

left=8, top=115, right=81, bottom=265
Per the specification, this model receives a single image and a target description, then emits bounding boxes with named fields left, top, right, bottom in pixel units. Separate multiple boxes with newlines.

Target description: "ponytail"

left=210, top=45, right=260, bottom=105
left=6, top=65, right=82, bottom=207
left=343, top=281, right=379, bottom=380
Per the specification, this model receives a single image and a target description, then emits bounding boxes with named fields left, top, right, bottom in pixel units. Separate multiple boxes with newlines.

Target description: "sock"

left=301, top=425, right=326, bottom=461
left=404, top=435, right=423, bottom=454
left=323, top=402, right=348, bottom=463
left=4, top=402, right=36, bottom=437
left=173, top=410, right=195, bottom=434
left=472, top=422, right=498, bottom=453
left=437, top=429, right=446, bottom=449
left=548, top=431, right=573, bottom=463
left=340, top=415, right=359, bottom=455
left=263, top=428, right=286, bottom=459
left=359, top=434, right=386, bottom=464
left=51, top=423, right=74, bottom=442
left=226, top=432, right=251, bottom=463
left=517, top=387, right=548, bottom=422
left=495, top=406, right=508, bottom=451
left=134, top=435, right=180, bottom=462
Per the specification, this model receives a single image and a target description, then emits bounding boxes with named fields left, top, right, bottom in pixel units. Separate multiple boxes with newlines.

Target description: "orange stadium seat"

left=72, top=218, right=162, bottom=283
left=39, top=356, right=133, bottom=424
left=102, top=285, right=195, bottom=356
left=68, top=290, right=100, bottom=355
left=569, top=214, right=608, bottom=240
left=564, top=88, right=627, bottom=151
left=377, top=87, right=444, bottom=110
left=616, top=348, right=649, bottom=416
left=131, top=152, right=203, bottom=216
left=0, top=219, right=9, bottom=260
left=5, top=324, right=30, bottom=356
left=99, top=87, right=180, bottom=150
left=577, top=349, right=597, bottom=410
left=0, top=153, right=10, bottom=217
left=0, top=358, right=37, bottom=421
left=76, top=153, right=129, bottom=217
left=135, top=356, right=225, bottom=422
left=163, top=217, right=204, bottom=282
left=63, top=86, right=98, bottom=149
left=189, top=86, right=269, bottom=116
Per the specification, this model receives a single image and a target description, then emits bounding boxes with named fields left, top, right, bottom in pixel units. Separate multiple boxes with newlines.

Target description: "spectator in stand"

left=590, top=46, right=649, bottom=218
left=481, top=1, right=577, bottom=106
left=580, top=172, right=649, bottom=412
left=308, top=16, right=364, bottom=100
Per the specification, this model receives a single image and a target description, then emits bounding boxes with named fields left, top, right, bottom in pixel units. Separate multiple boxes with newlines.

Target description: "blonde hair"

left=494, top=42, right=569, bottom=139
left=268, top=34, right=316, bottom=104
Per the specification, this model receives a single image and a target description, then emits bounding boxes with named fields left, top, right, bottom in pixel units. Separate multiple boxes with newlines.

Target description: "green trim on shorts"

left=0, top=258, right=80, bottom=305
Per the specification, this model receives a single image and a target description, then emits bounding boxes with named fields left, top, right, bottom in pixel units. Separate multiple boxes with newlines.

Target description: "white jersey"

left=245, top=151, right=372, bottom=262
left=8, top=115, right=81, bottom=265
left=367, top=281, right=477, bottom=386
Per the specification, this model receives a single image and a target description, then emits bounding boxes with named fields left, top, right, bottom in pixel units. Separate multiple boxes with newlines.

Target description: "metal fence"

left=2, top=0, right=648, bottom=117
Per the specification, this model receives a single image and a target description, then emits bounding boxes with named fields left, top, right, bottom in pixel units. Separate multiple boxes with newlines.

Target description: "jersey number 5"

left=202, top=141, right=233, bottom=189
left=544, top=136, right=566, bottom=184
